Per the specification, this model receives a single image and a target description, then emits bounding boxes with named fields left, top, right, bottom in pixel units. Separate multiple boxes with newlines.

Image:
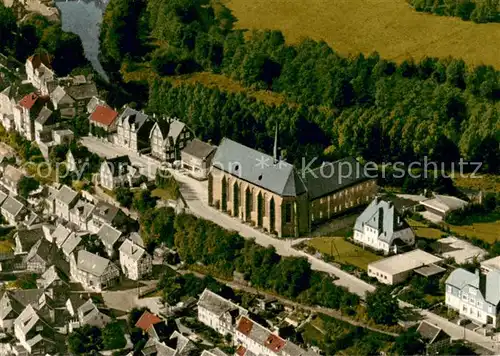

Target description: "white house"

left=353, top=198, right=415, bottom=254
left=14, top=305, right=55, bottom=355
left=70, top=250, right=120, bottom=292
left=25, top=54, right=55, bottom=96
left=69, top=199, right=95, bottom=231
left=446, top=268, right=500, bottom=327
left=149, top=119, right=192, bottom=162
left=118, top=238, right=152, bottom=280
left=99, top=155, right=132, bottom=191
left=198, top=289, right=248, bottom=337
left=53, top=185, right=79, bottom=221
left=115, top=107, right=153, bottom=153
left=68, top=299, right=111, bottom=333
left=97, top=223, right=123, bottom=258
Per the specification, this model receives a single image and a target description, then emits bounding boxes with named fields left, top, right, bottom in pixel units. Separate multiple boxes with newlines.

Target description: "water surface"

left=55, top=0, right=108, bottom=80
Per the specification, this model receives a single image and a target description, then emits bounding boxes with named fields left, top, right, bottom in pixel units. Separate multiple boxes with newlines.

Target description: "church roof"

left=212, top=138, right=306, bottom=197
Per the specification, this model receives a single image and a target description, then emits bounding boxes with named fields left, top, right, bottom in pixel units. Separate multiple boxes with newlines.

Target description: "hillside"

left=225, top=0, right=500, bottom=68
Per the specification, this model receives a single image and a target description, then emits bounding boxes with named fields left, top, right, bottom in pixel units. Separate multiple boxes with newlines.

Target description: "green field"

left=307, top=237, right=381, bottom=270
left=408, top=219, right=444, bottom=240
left=0, top=240, right=13, bottom=253
left=226, top=0, right=500, bottom=68
left=446, top=220, right=500, bottom=243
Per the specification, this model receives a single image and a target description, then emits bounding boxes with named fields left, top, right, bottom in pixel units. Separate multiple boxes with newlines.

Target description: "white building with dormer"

left=353, top=198, right=414, bottom=254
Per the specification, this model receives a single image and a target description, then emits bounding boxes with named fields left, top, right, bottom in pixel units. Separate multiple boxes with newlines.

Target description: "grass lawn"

left=307, top=237, right=381, bottom=270
left=225, top=0, right=500, bottom=68
left=446, top=220, right=500, bottom=244
left=151, top=187, right=177, bottom=201
left=170, top=72, right=287, bottom=106
left=453, top=174, right=500, bottom=193
left=0, top=240, right=14, bottom=253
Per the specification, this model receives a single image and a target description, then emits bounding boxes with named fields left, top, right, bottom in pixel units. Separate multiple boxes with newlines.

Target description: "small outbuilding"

left=181, top=139, right=216, bottom=180
left=368, top=249, right=443, bottom=285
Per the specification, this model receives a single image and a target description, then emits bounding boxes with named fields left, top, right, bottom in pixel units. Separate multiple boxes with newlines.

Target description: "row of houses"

left=198, top=289, right=314, bottom=356
left=89, top=104, right=195, bottom=162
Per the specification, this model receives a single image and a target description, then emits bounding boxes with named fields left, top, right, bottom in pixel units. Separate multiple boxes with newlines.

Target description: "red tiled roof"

left=265, top=334, right=286, bottom=353
left=90, top=105, right=118, bottom=127
left=236, top=316, right=253, bottom=336
left=236, top=345, right=247, bottom=356
left=135, top=311, right=162, bottom=331
left=28, top=53, right=52, bottom=70
left=19, top=93, right=39, bottom=110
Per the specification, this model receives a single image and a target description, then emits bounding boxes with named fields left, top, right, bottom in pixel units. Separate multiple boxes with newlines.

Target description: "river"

left=55, top=0, right=108, bottom=80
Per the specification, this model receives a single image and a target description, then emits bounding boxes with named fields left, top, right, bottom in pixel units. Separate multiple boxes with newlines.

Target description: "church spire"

left=273, top=122, right=279, bottom=164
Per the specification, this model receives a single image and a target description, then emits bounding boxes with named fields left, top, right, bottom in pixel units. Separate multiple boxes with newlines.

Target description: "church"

left=208, top=137, right=378, bottom=237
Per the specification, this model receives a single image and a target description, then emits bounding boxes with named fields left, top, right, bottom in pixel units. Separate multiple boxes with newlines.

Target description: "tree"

left=366, top=287, right=399, bottom=325
left=102, top=322, right=127, bottom=350
left=115, top=186, right=134, bottom=208
left=0, top=3, right=17, bottom=53
left=67, top=325, right=103, bottom=354
left=133, top=190, right=158, bottom=214
left=18, top=176, right=40, bottom=198
left=391, top=328, right=425, bottom=355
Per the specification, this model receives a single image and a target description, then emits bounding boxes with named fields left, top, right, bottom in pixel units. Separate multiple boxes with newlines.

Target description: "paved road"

left=81, top=137, right=161, bottom=179
left=399, top=300, right=498, bottom=352
left=81, top=137, right=498, bottom=351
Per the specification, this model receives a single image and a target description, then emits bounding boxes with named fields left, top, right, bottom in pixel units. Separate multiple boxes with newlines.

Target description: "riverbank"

left=1, top=0, right=59, bottom=21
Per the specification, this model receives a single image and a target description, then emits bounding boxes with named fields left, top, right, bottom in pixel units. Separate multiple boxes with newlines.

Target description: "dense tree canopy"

left=99, top=0, right=500, bottom=173
left=366, top=287, right=399, bottom=325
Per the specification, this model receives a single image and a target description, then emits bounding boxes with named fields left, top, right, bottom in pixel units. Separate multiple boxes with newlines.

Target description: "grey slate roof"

left=4, top=165, right=25, bottom=184
left=50, top=86, right=72, bottom=105
left=354, top=198, right=410, bottom=244
left=119, top=239, right=147, bottom=262
left=168, top=120, right=186, bottom=141
left=305, top=157, right=370, bottom=200
left=16, top=227, right=44, bottom=252
left=52, top=224, right=71, bottom=248
left=198, top=289, right=247, bottom=317
left=70, top=200, right=95, bottom=219
left=97, top=223, right=122, bottom=247
left=35, top=107, right=55, bottom=126
left=416, top=321, right=448, bottom=343
left=66, top=83, right=98, bottom=101
left=55, top=185, right=79, bottom=205
left=103, top=155, right=131, bottom=177
left=1, top=196, right=24, bottom=216
left=37, top=265, right=65, bottom=290
left=93, top=201, right=120, bottom=224
left=25, top=239, right=56, bottom=264
left=212, top=138, right=306, bottom=197
left=61, top=232, right=82, bottom=256
left=182, top=139, right=216, bottom=160
left=0, top=291, right=24, bottom=320
left=119, top=107, right=150, bottom=131
left=446, top=268, right=500, bottom=307
left=485, top=270, right=500, bottom=306
left=129, top=232, right=145, bottom=248
left=76, top=250, right=114, bottom=277
left=445, top=268, right=477, bottom=290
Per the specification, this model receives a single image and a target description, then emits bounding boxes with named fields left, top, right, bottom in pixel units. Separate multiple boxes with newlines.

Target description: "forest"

left=406, top=0, right=500, bottom=23
left=140, top=207, right=360, bottom=312
left=99, top=0, right=499, bottom=173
